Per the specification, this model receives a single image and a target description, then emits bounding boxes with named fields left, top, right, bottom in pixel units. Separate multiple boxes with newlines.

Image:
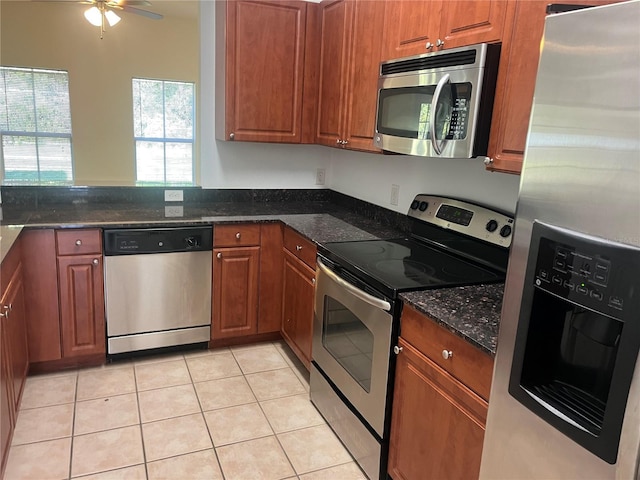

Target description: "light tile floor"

left=4, top=340, right=367, bottom=480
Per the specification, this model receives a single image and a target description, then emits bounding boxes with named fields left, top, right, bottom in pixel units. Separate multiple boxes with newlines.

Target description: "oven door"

left=312, top=257, right=394, bottom=438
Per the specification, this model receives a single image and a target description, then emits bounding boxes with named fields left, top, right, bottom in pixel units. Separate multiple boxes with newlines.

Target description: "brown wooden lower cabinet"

left=388, top=306, right=493, bottom=480
left=388, top=338, right=488, bottom=480
left=57, top=254, right=105, bottom=358
left=281, top=249, right=316, bottom=369
left=212, top=246, right=260, bottom=339
left=0, top=239, right=28, bottom=478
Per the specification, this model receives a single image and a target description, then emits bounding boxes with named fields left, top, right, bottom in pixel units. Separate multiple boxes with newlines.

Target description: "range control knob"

left=500, top=225, right=512, bottom=238
left=418, top=201, right=429, bottom=212
left=486, top=220, right=498, bottom=232
left=410, top=200, right=420, bottom=210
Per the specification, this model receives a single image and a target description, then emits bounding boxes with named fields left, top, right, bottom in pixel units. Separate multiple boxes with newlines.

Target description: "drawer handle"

left=76, top=239, right=82, bottom=246
left=92, top=258, right=99, bottom=265
left=442, top=349, right=453, bottom=360
left=393, top=345, right=403, bottom=355
left=217, top=252, right=222, bottom=259
left=296, top=245, right=302, bottom=251
left=235, top=232, right=241, bottom=239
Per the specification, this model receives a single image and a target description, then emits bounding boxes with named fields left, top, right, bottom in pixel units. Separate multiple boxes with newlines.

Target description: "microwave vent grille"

left=381, top=50, right=478, bottom=75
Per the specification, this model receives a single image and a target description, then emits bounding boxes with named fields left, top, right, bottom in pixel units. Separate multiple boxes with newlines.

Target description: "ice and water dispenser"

left=509, top=221, right=640, bottom=464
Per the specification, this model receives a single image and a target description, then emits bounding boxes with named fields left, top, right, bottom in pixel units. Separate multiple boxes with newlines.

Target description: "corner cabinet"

left=215, top=0, right=318, bottom=144
left=388, top=305, right=494, bottom=480
left=315, top=0, right=385, bottom=152
left=281, top=227, right=317, bottom=369
left=486, top=0, right=618, bottom=174
left=381, top=0, right=510, bottom=61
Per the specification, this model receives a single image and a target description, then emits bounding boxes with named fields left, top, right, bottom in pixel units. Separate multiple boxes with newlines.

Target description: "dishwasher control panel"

left=104, top=227, right=213, bottom=255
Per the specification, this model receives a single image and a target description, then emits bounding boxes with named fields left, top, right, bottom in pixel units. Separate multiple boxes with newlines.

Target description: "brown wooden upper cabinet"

left=485, top=0, right=619, bottom=174
left=381, top=0, right=510, bottom=61
left=315, top=0, right=385, bottom=152
left=215, top=0, right=318, bottom=144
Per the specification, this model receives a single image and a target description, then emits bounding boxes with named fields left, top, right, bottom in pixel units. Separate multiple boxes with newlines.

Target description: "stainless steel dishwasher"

left=103, top=226, right=213, bottom=355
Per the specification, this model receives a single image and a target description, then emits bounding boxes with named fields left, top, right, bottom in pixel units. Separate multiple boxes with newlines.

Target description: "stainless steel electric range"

left=310, top=194, right=514, bottom=479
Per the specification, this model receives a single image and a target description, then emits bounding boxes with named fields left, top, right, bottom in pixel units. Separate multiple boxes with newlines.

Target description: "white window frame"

left=132, top=77, right=195, bottom=186
left=0, top=66, right=74, bottom=185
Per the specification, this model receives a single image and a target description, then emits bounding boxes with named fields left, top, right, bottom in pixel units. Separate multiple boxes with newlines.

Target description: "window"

left=132, top=78, right=195, bottom=185
left=0, top=67, right=73, bottom=184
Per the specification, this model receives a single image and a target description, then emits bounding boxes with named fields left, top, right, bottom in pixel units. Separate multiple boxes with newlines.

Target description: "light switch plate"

left=390, top=184, right=400, bottom=206
left=164, top=189, right=184, bottom=202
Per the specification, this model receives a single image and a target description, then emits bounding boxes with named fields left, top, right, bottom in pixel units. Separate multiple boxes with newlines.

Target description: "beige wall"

left=0, top=1, right=199, bottom=186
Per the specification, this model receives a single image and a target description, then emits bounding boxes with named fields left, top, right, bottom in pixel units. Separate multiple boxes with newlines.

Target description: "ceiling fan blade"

left=120, top=4, right=162, bottom=20
left=109, top=0, right=152, bottom=7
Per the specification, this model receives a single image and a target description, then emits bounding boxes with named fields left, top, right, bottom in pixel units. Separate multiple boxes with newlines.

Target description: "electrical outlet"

left=164, top=189, right=184, bottom=202
left=316, top=168, right=326, bottom=185
left=164, top=205, right=184, bottom=217
left=390, top=184, right=400, bottom=206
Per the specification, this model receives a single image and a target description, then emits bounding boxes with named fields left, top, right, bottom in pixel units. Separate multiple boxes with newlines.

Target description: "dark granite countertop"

left=1, top=192, right=502, bottom=356
left=400, top=283, right=504, bottom=356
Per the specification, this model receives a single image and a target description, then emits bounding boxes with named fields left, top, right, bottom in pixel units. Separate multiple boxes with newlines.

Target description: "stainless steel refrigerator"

left=480, top=1, right=640, bottom=478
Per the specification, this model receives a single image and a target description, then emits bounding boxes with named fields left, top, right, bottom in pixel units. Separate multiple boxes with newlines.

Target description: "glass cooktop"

left=319, top=237, right=504, bottom=298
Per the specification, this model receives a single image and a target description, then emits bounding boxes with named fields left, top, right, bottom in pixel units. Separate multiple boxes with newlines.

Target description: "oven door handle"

left=317, top=258, right=391, bottom=312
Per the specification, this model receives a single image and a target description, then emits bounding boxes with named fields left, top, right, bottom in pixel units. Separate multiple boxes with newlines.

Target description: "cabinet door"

left=221, top=0, right=308, bottom=143
left=316, top=0, right=350, bottom=147
left=439, top=0, right=509, bottom=50
left=381, top=0, right=442, bottom=60
left=388, top=339, right=487, bottom=480
left=58, top=255, right=106, bottom=358
left=3, top=266, right=28, bottom=411
left=343, top=0, right=385, bottom=152
left=212, top=246, right=260, bottom=339
left=282, top=250, right=315, bottom=369
left=21, top=229, right=62, bottom=363
left=1, top=319, right=14, bottom=477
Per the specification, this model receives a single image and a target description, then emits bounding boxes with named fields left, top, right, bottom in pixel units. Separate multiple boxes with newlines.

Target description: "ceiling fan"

left=41, top=0, right=164, bottom=39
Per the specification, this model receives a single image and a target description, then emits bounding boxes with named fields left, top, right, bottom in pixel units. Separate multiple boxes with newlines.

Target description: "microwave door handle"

left=430, top=73, right=450, bottom=156
left=317, top=258, right=391, bottom=312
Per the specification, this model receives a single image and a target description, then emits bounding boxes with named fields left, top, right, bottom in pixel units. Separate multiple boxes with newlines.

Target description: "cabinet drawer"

left=400, top=305, right=494, bottom=401
left=56, top=229, right=102, bottom=256
left=214, top=224, right=261, bottom=247
left=283, top=228, right=316, bottom=269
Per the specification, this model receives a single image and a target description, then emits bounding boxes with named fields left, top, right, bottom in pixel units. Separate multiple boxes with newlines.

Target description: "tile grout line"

left=184, top=351, right=227, bottom=480
left=67, top=370, right=79, bottom=480
left=132, top=361, right=151, bottom=480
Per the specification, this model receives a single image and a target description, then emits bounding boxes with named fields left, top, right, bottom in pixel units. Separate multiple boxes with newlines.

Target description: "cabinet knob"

left=425, top=41, right=434, bottom=50
left=336, top=139, right=341, bottom=145
left=76, top=239, right=82, bottom=246
left=341, top=140, right=348, bottom=146
left=229, top=133, right=235, bottom=140
left=217, top=252, right=222, bottom=259
left=442, top=349, right=453, bottom=360
left=296, top=245, right=302, bottom=251
left=235, top=232, right=241, bottom=239
left=92, top=258, right=99, bottom=265
left=436, top=38, right=445, bottom=47
left=484, top=157, right=494, bottom=165
left=393, top=345, right=403, bottom=355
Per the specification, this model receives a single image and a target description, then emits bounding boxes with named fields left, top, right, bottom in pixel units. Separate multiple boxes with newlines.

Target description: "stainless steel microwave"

left=374, top=43, right=500, bottom=158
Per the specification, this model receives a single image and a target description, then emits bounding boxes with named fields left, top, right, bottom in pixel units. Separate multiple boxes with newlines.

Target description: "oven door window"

left=377, top=83, right=472, bottom=140
left=322, top=297, right=374, bottom=393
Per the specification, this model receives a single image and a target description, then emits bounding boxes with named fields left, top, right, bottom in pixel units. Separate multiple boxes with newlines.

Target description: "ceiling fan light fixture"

left=104, top=9, right=121, bottom=27
left=84, top=6, right=102, bottom=27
